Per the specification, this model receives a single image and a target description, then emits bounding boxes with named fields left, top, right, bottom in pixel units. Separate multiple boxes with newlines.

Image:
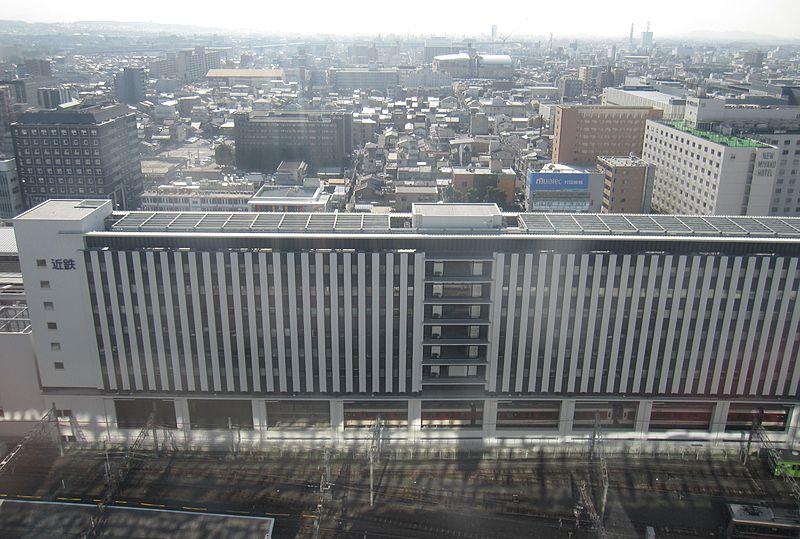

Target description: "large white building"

left=602, top=87, right=687, bottom=120
left=644, top=120, right=780, bottom=215
left=5, top=200, right=800, bottom=447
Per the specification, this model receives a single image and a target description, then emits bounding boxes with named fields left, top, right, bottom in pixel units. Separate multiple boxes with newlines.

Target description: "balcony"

left=424, top=317, right=491, bottom=325
left=425, top=275, right=493, bottom=283
left=422, top=377, right=487, bottom=385
left=422, top=356, right=487, bottom=365
left=422, top=337, right=488, bottom=345
left=424, top=296, right=492, bottom=304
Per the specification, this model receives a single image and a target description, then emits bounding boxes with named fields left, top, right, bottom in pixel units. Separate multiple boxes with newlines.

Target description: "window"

left=44, top=301, right=54, bottom=311
left=54, top=361, right=64, bottom=370
left=51, top=342, right=61, bottom=351
left=36, top=259, right=47, bottom=267
left=47, top=322, right=57, bottom=330
left=40, top=280, right=50, bottom=289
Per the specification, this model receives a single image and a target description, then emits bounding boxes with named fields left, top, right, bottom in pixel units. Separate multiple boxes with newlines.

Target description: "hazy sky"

left=5, top=0, right=800, bottom=39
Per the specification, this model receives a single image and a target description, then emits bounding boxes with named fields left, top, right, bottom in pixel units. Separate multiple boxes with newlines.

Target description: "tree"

left=215, top=143, right=235, bottom=169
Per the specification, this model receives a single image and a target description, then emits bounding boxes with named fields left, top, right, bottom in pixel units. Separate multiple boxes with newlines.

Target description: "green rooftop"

left=661, top=120, right=772, bottom=148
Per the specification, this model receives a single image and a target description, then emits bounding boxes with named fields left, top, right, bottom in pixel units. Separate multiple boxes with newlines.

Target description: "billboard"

left=527, top=171, right=590, bottom=191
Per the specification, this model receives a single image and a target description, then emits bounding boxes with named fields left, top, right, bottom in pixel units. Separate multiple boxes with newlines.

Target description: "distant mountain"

left=0, top=19, right=227, bottom=35
left=668, top=29, right=800, bottom=45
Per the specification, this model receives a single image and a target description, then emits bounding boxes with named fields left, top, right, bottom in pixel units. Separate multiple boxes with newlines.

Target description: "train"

left=725, top=503, right=800, bottom=538
left=769, top=449, right=800, bottom=479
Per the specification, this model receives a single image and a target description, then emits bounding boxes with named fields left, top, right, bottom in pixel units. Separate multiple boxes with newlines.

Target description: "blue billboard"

left=527, top=171, right=590, bottom=191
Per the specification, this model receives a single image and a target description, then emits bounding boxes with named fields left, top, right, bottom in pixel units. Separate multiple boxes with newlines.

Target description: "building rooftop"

left=0, top=499, right=274, bottom=538
left=15, top=199, right=112, bottom=221
left=206, top=68, right=284, bottom=79
left=597, top=156, right=651, bottom=168
left=104, top=209, right=800, bottom=240
left=0, top=227, right=17, bottom=254
left=662, top=120, right=772, bottom=148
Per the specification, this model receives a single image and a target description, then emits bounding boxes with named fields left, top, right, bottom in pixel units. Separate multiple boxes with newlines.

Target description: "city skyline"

left=3, top=0, right=800, bottom=41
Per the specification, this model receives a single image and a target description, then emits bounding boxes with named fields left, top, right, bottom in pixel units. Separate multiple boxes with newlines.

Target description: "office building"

left=206, top=69, right=284, bottom=88
left=22, top=59, right=52, bottom=78
left=328, top=68, right=400, bottom=91
left=526, top=163, right=604, bottom=212
left=0, top=157, right=23, bottom=218
left=7, top=200, right=800, bottom=446
left=597, top=155, right=654, bottom=213
left=234, top=110, right=353, bottom=173
left=643, top=120, right=778, bottom=215
left=602, top=87, right=687, bottom=120
left=552, top=105, right=662, bottom=166
left=114, top=67, right=146, bottom=104
left=11, top=104, right=143, bottom=210
left=37, top=86, right=75, bottom=109
left=557, top=78, right=583, bottom=101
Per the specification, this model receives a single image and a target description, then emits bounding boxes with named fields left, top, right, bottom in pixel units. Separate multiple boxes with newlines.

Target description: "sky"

left=4, top=0, right=800, bottom=39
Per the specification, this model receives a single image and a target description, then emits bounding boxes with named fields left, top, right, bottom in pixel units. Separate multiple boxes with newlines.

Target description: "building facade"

left=597, top=155, right=655, bottom=213
left=10, top=104, right=143, bottom=210
left=234, top=110, right=353, bottom=174
left=0, top=157, right=23, bottom=218
left=552, top=105, right=662, bottom=166
left=328, top=68, right=400, bottom=91
left=644, top=120, right=779, bottom=215
left=114, top=67, right=146, bottom=104
left=8, top=200, right=800, bottom=446
left=602, top=88, right=687, bottom=120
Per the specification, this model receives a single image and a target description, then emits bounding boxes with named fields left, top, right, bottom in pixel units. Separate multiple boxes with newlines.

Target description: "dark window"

left=188, top=399, right=253, bottom=430
left=115, top=399, right=178, bottom=429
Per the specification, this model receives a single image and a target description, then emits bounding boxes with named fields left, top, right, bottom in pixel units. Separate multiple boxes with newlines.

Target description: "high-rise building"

left=114, top=67, right=146, bottom=104
left=597, top=155, right=654, bottom=213
left=37, top=86, right=75, bottom=109
left=557, top=78, right=583, bottom=101
left=11, top=104, right=143, bottom=210
left=234, top=110, right=353, bottom=173
left=22, top=58, right=52, bottom=78
left=0, top=85, right=13, bottom=154
left=552, top=105, right=662, bottom=166
left=603, top=87, right=687, bottom=120
left=643, top=120, right=778, bottom=215
left=7, top=200, right=800, bottom=445
left=0, top=157, right=23, bottom=218
left=328, top=67, right=400, bottom=91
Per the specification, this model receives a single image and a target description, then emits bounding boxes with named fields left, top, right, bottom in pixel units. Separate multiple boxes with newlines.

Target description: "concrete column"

left=636, top=400, right=652, bottom=439
left=559, top=399, right=575, bottom=437
left=175, top=398, right=190, bottom=448
left=252, top=399, right=267, bottom=446
left=408, top=399, right=422, bottom=442
left=786, top=405, right=800, bottom=447
left=483, top=399, right=498, bottom=441
left=330, top=399, right=345, bottom=444
left=711, top=401, right=730, bottom=439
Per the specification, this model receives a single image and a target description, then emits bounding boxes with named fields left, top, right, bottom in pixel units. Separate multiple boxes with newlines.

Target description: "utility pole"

left=52, top=402, right=64, bottom=457
left=313, top=448, right=333, bottom=539
left=369, top=417, right=383, bottom=507
left=592, top=412, right=609, bottom=521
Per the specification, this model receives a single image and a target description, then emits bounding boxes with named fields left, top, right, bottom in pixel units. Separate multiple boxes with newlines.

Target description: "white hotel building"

left=4, top=200, right=800, bottom=447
